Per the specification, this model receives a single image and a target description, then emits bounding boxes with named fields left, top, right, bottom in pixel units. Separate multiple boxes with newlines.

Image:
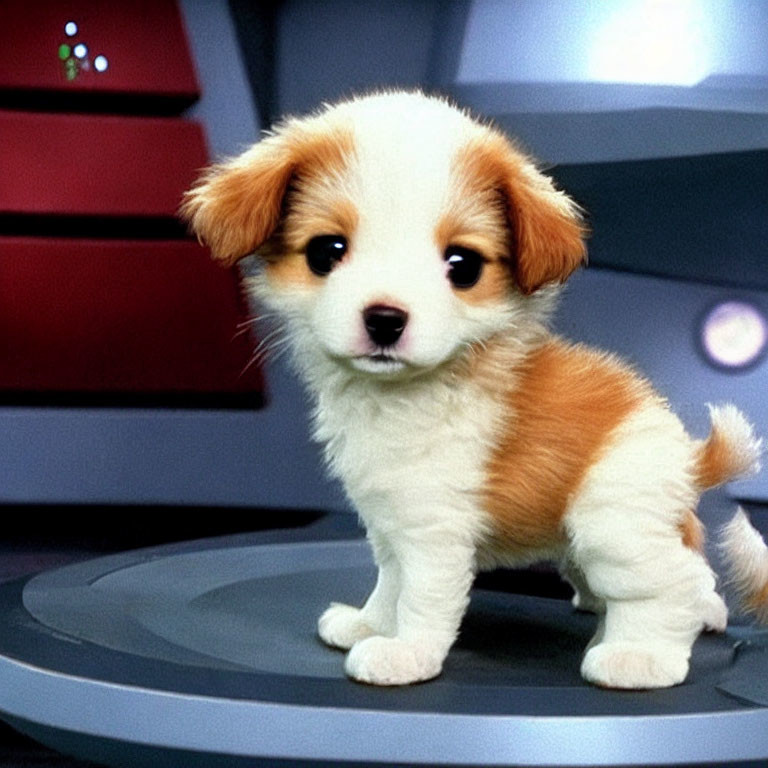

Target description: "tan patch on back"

left=482, top=339, right=649, bottom=553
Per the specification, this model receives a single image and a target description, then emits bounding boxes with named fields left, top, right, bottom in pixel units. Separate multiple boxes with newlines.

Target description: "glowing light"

left=64, top=21, right=78, bottom=37
left=701, top=301, right=767, bottom=369
left=589, top=0, right=713, bottom=86
left=94, top=55, right=109, bottom=73
left=73, top=43, right=88, bottom=59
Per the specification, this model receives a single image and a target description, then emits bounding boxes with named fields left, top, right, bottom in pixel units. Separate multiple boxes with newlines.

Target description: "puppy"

left=182, top=91, right=767, bottom=689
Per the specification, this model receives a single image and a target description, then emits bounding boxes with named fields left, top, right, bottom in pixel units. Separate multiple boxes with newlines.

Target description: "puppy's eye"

left=306, top=235, right=347, bottom=276
left=444, top=245, right=484, bottom=289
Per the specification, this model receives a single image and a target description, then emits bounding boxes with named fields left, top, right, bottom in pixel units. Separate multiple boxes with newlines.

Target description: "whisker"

left=251, top=327, right=285, bottom=358
left=232, top=310, right=283, bottom=345
left=239, top=326, right=291, bottom=378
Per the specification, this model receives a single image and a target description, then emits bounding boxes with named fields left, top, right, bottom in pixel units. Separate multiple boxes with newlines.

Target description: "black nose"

left=363, top=304, right=408, bottom=348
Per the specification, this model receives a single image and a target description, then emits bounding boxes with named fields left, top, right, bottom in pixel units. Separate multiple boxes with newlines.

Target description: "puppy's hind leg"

left=318, top=529, right=400, bottom=650
left=561, top=559, right=605, bottom=615
left=571, top=525, right=716, bottom=690
left=565, top=404, right=724, bottom=689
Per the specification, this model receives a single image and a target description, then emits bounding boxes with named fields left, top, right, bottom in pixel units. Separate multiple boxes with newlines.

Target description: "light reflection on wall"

left=587, top=0, right=717, bottom=86
left=701, top=301, right=768, bottom=370
left=458, top=0, right=767, bottom=88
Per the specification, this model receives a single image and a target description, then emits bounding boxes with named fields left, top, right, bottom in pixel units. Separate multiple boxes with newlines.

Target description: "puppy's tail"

left=693, top=404, right=762, bottom=491
left=697, top=405, right=767, bottom=623
left=719, top=508, right=768, bottom=624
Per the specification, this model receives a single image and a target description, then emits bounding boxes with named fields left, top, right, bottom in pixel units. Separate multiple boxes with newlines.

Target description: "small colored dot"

left=65, top=59, right=78, bottom=81
left=94, top=55, right=109, bottom=73
left=58, top=44, right=71, bottom=60
left=65, top=21, right=78, bottom=36
left=73, top=43, right=88, bottom=59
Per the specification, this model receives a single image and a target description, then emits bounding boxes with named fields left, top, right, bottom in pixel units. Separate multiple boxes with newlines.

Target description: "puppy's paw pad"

left=702, top=591, right=728, bottom=633
left=318, top=603, right=375, bottom=650
left=581, top=642, right=689, bottom=690
left=345, top=636, right=442, bottom=686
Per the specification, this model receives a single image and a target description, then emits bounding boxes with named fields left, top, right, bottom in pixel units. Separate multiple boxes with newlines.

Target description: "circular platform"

left=0, top=521, right=767, bottom=767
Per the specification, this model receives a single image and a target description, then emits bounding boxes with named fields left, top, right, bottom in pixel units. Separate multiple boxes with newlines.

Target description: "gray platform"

left=0, top=521, right=767, bottom=767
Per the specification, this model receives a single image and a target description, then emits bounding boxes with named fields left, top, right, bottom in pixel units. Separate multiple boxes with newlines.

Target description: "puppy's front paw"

left=581, top=642, right=689, bottom=690
left=345, top=636, right=443, bottom=686
left=318, top=603, right=376, bottom=650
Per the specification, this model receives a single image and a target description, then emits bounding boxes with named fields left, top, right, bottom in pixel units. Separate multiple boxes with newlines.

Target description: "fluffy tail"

left=700, top=405, right=767, bottom=622
left=719, top=508, right=768, bottom=624
left=693, top=404, right=762, bottom=491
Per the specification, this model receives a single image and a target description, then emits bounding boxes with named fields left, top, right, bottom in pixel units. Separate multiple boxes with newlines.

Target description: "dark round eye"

left=306, top=235, right=347, bottom=276
left=444, top=245, right=484, bottom=289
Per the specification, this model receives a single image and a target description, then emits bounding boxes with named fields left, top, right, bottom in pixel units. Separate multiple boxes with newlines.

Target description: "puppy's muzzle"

left=363, top=305, right=408, bottom=348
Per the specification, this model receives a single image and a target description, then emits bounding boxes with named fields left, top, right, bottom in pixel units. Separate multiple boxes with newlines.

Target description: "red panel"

left=0, top=111, right=208, bottom=219
left=0, top=237, right=263, bottom=398
left=0, top=0, right=199, bottom=104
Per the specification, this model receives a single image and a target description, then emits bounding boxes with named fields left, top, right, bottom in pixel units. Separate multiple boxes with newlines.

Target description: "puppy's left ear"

left=468, top=133, right=587, bottom=295
left=505, top=160, right=588, bottom=295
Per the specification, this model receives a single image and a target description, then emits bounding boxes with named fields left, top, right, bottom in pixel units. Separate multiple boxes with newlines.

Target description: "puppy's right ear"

left=180, top=136, right=294, bottom=266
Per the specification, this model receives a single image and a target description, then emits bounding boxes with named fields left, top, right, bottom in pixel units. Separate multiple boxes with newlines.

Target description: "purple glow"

left=702, top=301, right=767, bottom=369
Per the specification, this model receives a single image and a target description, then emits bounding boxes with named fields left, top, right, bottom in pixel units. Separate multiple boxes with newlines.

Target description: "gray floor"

left=2, top=509, right=767, bottom=767
left=0, top=506, right=325, bottom=768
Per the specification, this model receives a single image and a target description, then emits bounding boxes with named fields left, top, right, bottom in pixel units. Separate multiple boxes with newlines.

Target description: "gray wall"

left=0, top=1, right=765, bottom=524
left=458, top=0, right=768, bottom=86
left=276, top=0, right=442, bottom=115
left=454, top=0, right=768, bottom=163
left=0, top=0, right=345, bottom=513
left=268, top=0, right=768, bottom=164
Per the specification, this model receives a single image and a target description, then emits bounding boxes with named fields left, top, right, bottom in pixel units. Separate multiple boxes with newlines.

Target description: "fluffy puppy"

left=182, top=91, right=766, bottom=689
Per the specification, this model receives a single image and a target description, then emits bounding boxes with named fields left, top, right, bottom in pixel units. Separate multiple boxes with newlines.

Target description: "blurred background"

left=0, top=1, right=767, bottom=764
left=1, top=0, right=767, bottom=607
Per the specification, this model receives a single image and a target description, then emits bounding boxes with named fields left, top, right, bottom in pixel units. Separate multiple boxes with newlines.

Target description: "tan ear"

left=180, top=119, right=354, bottom=266
left=180, top=136, right=294, bottom=266
left=506, top=161, right=588, bottom=295
left=461, top=132, right=587, bottom=295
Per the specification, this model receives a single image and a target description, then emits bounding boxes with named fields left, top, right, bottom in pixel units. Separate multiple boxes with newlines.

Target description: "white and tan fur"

left=182, top=91, right=766, bottom=689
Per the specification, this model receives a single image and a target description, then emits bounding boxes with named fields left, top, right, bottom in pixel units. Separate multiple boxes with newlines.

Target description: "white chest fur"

left=307, top=359, right=504, bottom=538
left=307, top=355, right=507, bottom=685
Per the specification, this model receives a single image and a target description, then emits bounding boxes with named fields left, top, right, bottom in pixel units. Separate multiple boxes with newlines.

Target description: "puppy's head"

left=182, top=92, right=586, bottom=378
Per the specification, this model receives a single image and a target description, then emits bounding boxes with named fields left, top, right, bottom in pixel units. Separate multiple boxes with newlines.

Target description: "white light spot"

left=702, top=301, right=767, bottom=369
left=94, top=55, right=109, bottom=73
left=65, top=21, right=78, bottom=37
left=73, top=43, right=88, bottom=59
left=589, top=0, right=714, bottom=86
